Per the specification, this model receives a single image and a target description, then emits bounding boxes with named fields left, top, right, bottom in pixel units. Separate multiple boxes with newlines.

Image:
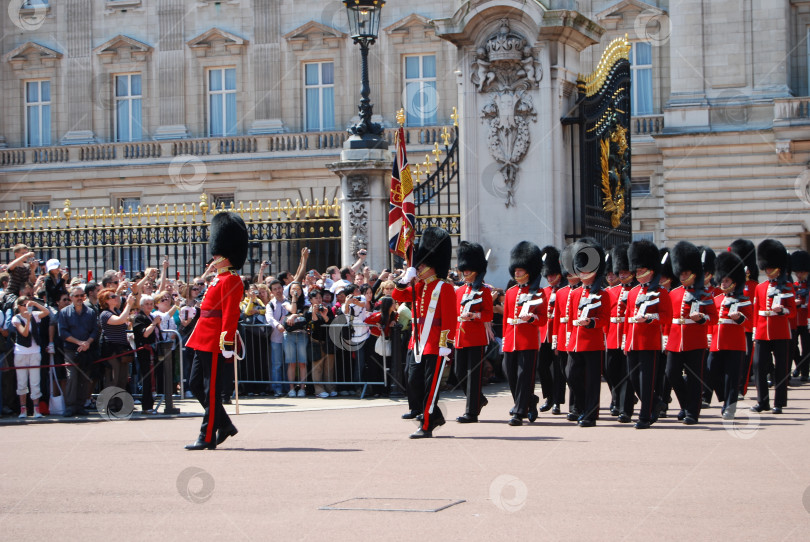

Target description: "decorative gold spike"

left=432, top=142, right=442, bottom=163
left=451, top=106, right=458, bottom=127
left=441, top=126, right=451, bottom=147
left=199, top=193, right=209, bottom=216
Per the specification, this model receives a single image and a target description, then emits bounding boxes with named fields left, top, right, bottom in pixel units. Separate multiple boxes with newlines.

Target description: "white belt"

left=672, top=318, right=697, bottom=325
left=610, top=317, right=625, bottom=323
left=718, top=318, right=737, bottom=324
left=559, top=317, right=569, bottom=323
left=507, top=318, right=526, bottom=325
left=759, top=310, right=779, bottom=317
left=629, top=314, right=659, bottom=323
left=572, top=320, right=590, bottom=327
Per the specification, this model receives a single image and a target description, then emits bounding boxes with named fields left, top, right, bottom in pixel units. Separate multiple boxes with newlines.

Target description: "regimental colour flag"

left=389, top=127, right=416, bottom=261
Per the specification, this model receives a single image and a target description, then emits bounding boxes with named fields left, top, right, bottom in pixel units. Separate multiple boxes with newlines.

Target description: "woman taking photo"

left=98, top=288, right=136, bottom=394
left=283, top=282, right=309, bottom=397
left=132, top=295, right=162, bottom=413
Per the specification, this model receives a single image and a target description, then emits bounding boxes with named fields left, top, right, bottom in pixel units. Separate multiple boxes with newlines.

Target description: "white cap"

left=46, top=259, right=61, bottom=272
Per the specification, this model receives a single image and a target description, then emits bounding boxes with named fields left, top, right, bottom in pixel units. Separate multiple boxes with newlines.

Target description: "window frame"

left=630, top=41, right=653, bottom=116
left=206, top=67, right=238, bottom=137
left=24, top=79, right=51, bottom=147
left=403, top=54, right=438, bottom=127
left=303, top=61, right=335, bottom=132
left=113, top=73, right=143, bottom=143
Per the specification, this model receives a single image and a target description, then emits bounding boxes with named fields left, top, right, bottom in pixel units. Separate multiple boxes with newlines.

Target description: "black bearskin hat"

left=757, top=239, right=787, bottom=271
left=509, top=241, right=543, bottom=289
left=699, top=246, right=716, bottom=276
left=611, top=243, right=630, bottom=274
left=457, top=241, right=487, bottom=288
left=209, top=211, right=248, bottom=269
left=572, top=237, right=606, bottom=292
left=628, top=240, right=659, bottom=275
left=728, top=238, right=758, bottom=282
left=791, top=250, right=810, bottom=273
left=604, top=251, right=614, bottom=275
left=559, top=243, right=575, bottom=277
left=541, top=245, right=561, bottom=278
left=414, top=227, right=452, bottom=279
left=715, top=252, right=746, bottom=297
left=672, top=241, right=704, bottom=292
left=659, top=248, right=680, bottom=289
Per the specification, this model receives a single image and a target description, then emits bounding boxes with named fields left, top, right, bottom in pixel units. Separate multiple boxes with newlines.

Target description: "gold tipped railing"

left=578, top=34, right=631, bottom=97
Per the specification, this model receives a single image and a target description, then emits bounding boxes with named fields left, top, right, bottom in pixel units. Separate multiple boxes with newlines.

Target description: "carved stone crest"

left=348, top=201, right=368, bottom=255
left=473, top=19, right=539, bottom=207
left=347, top=175, right=370, bottom=198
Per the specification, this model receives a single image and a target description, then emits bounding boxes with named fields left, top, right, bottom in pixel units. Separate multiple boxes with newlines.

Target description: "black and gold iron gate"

left=411, top=116, right=461, bottom=242
left=563, top=36, right=632, bottom=248
left=0, top=194, right=341, bottom=281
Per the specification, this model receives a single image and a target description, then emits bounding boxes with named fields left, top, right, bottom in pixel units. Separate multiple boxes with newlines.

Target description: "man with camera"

left=306, top=289, right=336, bottom=398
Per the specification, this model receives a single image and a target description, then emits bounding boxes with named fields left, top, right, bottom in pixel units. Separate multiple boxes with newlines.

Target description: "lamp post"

left=343, top=0, right=387, bottom=149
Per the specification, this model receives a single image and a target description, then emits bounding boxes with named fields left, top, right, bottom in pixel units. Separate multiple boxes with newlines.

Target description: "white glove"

left=662, top=336, right=668, bottom=350
left=439, top=347, right=452, bottom=357
left=551, top=336, right=557, bottom=350
left=46, top=343, right=55, bottom=354
left=221, top=350, right=234, bottom=359
left=399, top=267, right=417, bottom=284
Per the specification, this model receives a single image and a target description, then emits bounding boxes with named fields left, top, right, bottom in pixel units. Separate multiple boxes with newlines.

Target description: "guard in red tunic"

left=185, top=212, right=248, bottom=450
left=453, top=241, right=493, bottom=423
left=392, top=227, right=457, bottom=439
left=728, top=238, right=759, bottom=396
left=555, top=244, right=581, bottom=419
left=605, top=243, right=635, bottom=423
left=538, top=245, right=562, bottom=413
left=790, top=250, right=809, bottom=381
left=502, top=241, right=547, bottom=426
left=564, top=238, right=610, bottom=427
left=625, top=240, right=672, bottom=429
left=656, top=247, right=679, bottom=418
left=709, top=251, right=753, bottom=419
left=665, top=241, right=718, bottom=425
left=751, top=239, right=796, bottom=414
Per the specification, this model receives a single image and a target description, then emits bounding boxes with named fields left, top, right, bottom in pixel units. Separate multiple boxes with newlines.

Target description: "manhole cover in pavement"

left=320, top=497, right=465, bottom=513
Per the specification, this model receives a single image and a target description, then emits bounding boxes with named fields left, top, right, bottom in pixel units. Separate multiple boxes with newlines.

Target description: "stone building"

left=1, top=0, right=808, bottom=282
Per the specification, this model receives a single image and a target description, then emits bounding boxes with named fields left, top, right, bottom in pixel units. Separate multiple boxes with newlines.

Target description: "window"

left=632, top=232, right=654, bottom=243
left=404, top=55, right=437, bottom=126
left=29, top=201, right=50, bottom=215
left=211, top=193, right=235, bottom=210
left=304, top=62, right=335, bottom=131
left=115, top=74, right=143, bottom=142
left=208, top=68, right=237, bottom=136
left=25, top=80, right=51, bottom=147
left=630, top=177, right=650, bottom=196
left=630, top=42, right=653, bottom=116
left=22, top=0, right=48, bottom=6
left=118, top=197, right=144, bottom=272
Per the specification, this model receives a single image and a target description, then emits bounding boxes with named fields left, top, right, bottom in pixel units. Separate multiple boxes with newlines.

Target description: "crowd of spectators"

left=0, top=243, right=506, bottom=419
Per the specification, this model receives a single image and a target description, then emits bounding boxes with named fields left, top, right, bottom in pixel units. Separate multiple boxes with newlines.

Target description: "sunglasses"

left=191, top=287, right=201, bottom=292
left=109, top=294, right=119, bottom=299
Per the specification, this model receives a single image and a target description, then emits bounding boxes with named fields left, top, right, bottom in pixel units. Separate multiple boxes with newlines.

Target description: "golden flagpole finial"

left=396, top=108, right=406, bottom=127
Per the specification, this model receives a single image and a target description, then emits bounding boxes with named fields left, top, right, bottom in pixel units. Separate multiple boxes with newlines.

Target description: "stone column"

left=327, top=147, right=393, bottom=271
left=61, top=0, right=95, bottom=144
left=153, top=0, right=188, bottom=140
left=434, top=3, right=601, bottom=285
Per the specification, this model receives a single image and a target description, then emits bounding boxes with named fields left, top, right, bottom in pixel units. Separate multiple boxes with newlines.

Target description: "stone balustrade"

left=631, top=114, right=664, bottom=136
left=774, top=97, right=810, bottom=126
left=0, top=126, right=450, bottom=168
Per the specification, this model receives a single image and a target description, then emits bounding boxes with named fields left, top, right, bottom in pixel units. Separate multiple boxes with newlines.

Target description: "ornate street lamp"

left=343, top=0, right=387, bottom=149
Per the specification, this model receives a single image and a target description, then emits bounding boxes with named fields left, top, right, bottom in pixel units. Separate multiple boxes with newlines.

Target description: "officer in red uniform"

left=555, top=244, right=581, bottom=419
left=453, top=241, right=493, bottom=423
left=709, top=251, right=753, bottom=419
left=392, top=227, right=457, bottom=439
left=665, top=241, right=718, bottom=425
left=625, top=240, right=672, bottom=429
left=656, top=247, right=679, bottom=418
left=564, top=238, right=610, bottom=427
left=728, top=239, right=759, bottom=396
left=790, top=250, right=809, bottom=381
left=502, top=241, right=547, bottom=426
left=538, top=246, right=562, bottom=413
left=185, top=212, right=248, bottom=450
left=605, top=243, right=635, bottom=423
left=751, top=239, right=796, bottom=414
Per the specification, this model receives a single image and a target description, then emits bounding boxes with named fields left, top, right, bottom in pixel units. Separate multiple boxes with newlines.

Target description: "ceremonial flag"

left=388, top=127, right=416, bottom=261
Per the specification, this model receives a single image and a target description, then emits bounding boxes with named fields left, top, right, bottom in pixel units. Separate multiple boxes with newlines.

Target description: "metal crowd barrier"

left=235, top=321, right=406, bottom=399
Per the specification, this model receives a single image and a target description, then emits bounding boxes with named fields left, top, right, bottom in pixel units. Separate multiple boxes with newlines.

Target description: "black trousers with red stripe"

left=605, top=348, right=634, bottom=416
left=739, top=332, right=754, bottom=394
left=666, top=349, right=705, bottom=421
left=504, top=349, right=538, bottom=419
left=627, top=350, right=658, bottom=424
left=753, top=338, right=790, bottom=408
left=454, top=345, right=487, bottom=417
left=566, top=350, right=603, bottom=423
left=793, top=326, right=810, bottom=378
left=419, top=353, right=446, bottom=431
left=189, top=350, right=233, bottom=444
left=536, top=343, right=555, bottom=402
left=707, top=349, right=743, bottom=413
left=551, top=349, right=568, bottom=406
